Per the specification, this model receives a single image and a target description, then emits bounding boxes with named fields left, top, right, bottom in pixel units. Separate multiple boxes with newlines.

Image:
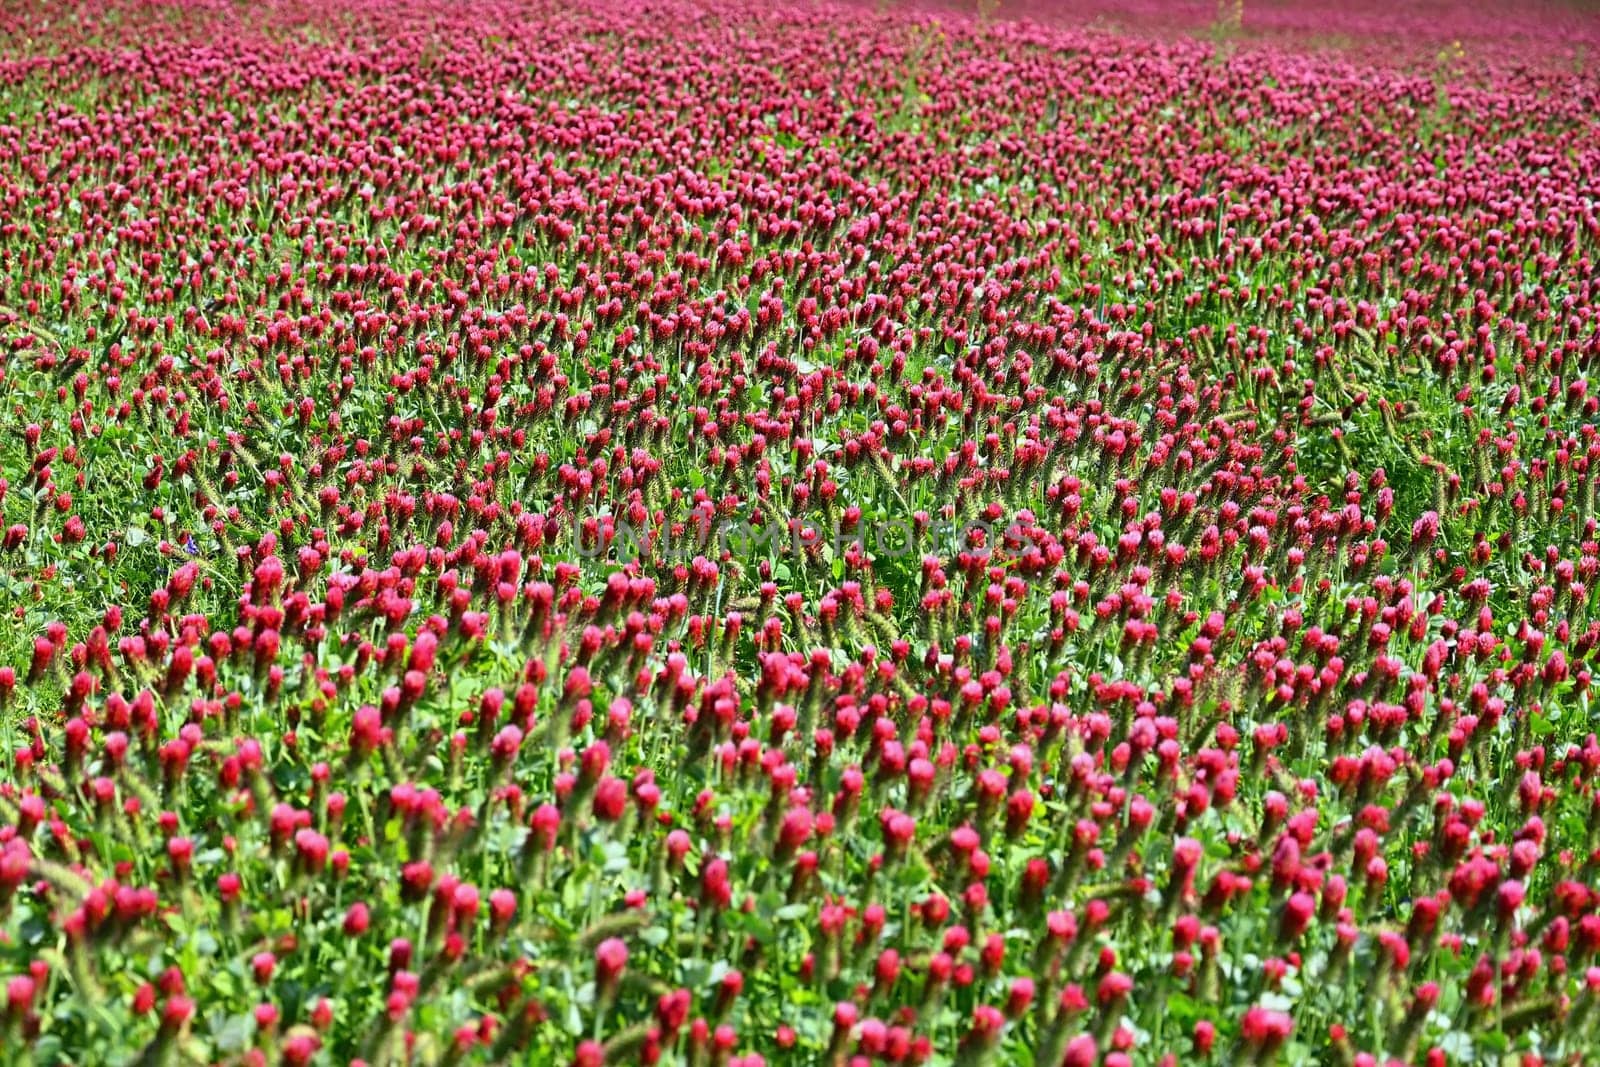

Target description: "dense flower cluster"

left=2, top=0, right=1600, bottom=1062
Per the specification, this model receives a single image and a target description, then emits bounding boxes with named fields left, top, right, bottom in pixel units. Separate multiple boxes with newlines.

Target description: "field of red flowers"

left=2, top=0, right=1600, bottom=1062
